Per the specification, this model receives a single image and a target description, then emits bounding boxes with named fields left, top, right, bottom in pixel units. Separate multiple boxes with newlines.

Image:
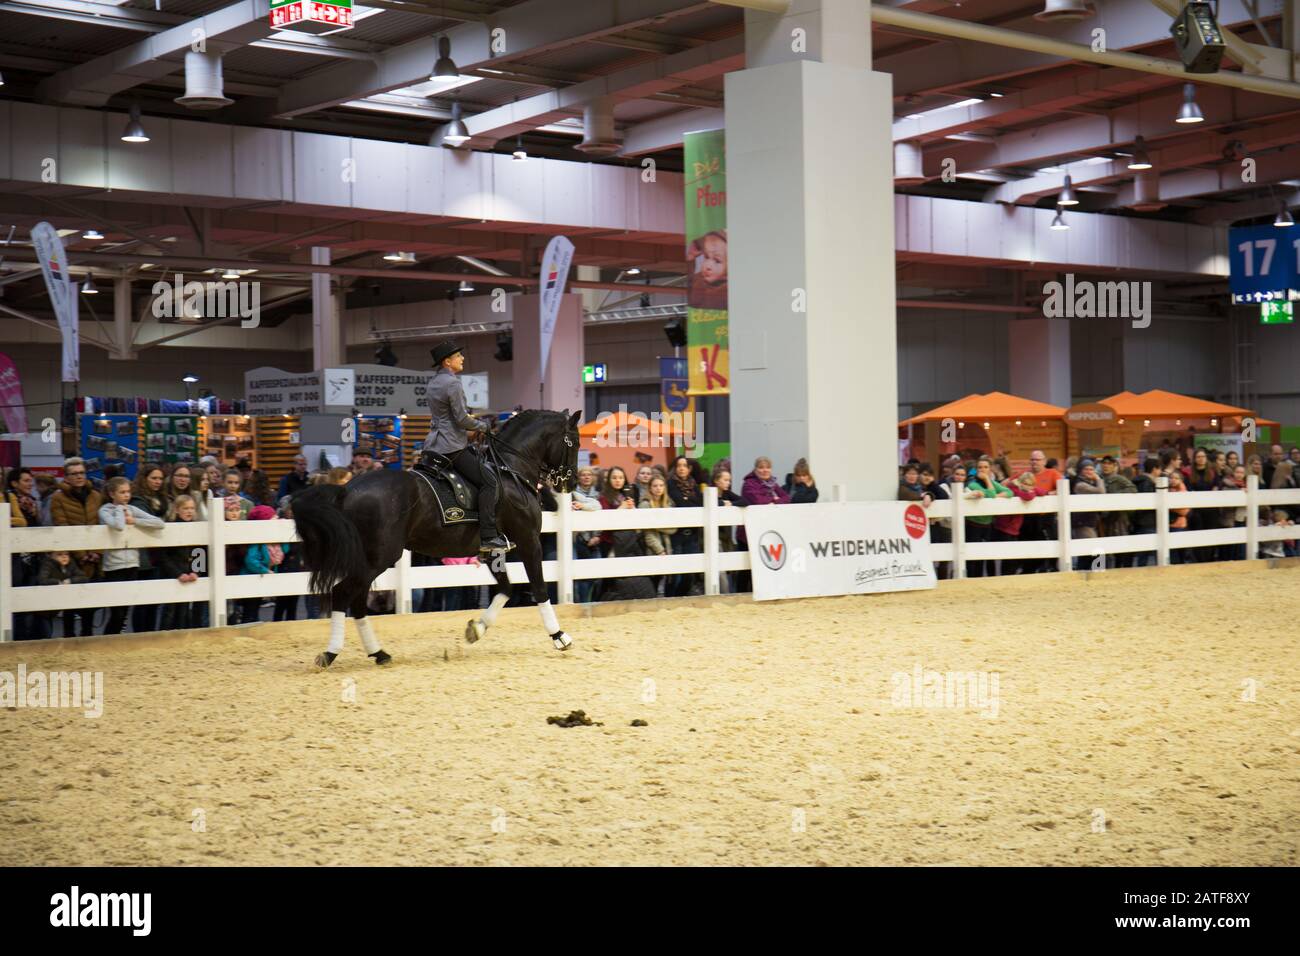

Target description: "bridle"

left=484, top=422, right=576, bottom=497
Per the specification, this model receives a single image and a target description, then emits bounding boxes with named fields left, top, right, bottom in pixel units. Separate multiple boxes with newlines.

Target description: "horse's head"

left=545, top=409, right=582, bottom=493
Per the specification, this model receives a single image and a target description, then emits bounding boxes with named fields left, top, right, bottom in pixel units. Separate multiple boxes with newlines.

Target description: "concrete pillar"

left=728, top=0, right=898, bottom=500
left=511, top=292, right=584, bottom=413
left=1010, top=318, right=1072, bottom=408
left=311, top=246, right=342, bottom=368
left=111, top=274, right=134, bottom=360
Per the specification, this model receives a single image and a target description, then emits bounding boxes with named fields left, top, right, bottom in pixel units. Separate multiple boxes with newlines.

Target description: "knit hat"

left=1078, top=457, right=1096, bottom=471
left=248, top=505, right=276, bottom=521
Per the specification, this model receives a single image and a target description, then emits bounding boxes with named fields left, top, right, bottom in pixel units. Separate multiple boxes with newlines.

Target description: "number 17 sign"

left=1229, top=223, right=1300, bottom=303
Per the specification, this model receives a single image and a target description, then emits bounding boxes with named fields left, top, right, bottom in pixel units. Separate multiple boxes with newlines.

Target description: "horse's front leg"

left=518, top=538, right=571, bottom=651
left=465, top=551, right=511, bottom=645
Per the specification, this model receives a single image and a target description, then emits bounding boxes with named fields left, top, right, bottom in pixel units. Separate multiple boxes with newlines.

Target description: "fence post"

left=703, top=485, right=720, bottom=596
left=1245, top=473, right=1259, bottom=560
left=1056, top=477, right=1072, bottom=573
left=555, top=491, right=574, bottom=605
left=1155, top=475, right=1170, bottom=567
left=0, top=501, right=12, bottom=642
left=395, top=549, right=413, bottom=615
left=951, top=480, right=966, bottom=579
left=207, top=491, right=228, bottom=627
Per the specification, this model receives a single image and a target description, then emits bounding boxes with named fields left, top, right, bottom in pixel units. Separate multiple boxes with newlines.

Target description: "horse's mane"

left=496, top=408, right=566, bottom=441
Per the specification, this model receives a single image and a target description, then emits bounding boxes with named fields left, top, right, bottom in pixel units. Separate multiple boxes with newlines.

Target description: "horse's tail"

left=290, top=484, right=365, bottom=596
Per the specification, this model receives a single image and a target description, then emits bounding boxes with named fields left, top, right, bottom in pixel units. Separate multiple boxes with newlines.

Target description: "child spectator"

left=785, top=458, right=819, bottom=503
left=98, top=476, right=165, bottom=634
left=238, top=504, right=286, bottom=625
left=35, top=550, right=87, bottom=639
left=157, top=494, right=203, bottom=630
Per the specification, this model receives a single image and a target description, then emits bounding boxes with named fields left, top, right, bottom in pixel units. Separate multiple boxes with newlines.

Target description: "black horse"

left=290, top=409, right=581, bottom=667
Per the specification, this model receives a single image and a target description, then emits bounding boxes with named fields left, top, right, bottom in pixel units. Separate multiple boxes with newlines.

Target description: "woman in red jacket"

left=992, top=471, right=1039, bottom=575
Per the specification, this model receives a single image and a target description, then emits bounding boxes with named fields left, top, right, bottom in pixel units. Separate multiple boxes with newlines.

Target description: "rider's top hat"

left=431, top=341, right=466, bottom=367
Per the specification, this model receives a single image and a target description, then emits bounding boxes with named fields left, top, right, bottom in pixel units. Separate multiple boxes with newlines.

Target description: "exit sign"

left=270, top=0, right=352, bottom=34
left=582, top=363, right=607, bottom=384
left=1261, top=301, right=1294, bottom=324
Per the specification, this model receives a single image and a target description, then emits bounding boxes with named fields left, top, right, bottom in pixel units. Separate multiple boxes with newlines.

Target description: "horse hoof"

left=550, top=630, right=572, bottom=651
left=465, top=619, right=485, bottom=644
left=315, top=651, right=337, bottom=668
left=370, top=650, right=392, bottom=666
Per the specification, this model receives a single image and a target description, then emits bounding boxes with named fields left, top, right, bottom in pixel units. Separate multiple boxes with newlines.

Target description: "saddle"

left=411, top=451, right=479, bottom=526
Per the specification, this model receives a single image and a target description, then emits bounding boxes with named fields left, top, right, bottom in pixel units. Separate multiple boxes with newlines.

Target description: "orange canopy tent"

left=1099, top=389, right=1280, bottom=430
left=900, top=391, right=1067, bottom=427
left=578, top=409, right=683, bottom=473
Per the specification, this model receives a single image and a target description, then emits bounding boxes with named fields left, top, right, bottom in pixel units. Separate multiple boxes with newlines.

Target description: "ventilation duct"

left=174, top=50, right=233, bottom=110
left=575, top=98, right=622, bottom=157
left=894, top=141, right=926, bottom=185
left=1131, top=171, right=1165, bottom=212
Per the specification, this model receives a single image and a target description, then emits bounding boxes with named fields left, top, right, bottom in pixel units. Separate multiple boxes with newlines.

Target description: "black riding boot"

left=449, top=447, right=509, bottom=552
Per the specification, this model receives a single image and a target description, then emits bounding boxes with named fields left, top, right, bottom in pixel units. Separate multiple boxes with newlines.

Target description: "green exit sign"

left=582, top=363, right=607, bottom=384
left=1261, top=301, right=1294, bottom=324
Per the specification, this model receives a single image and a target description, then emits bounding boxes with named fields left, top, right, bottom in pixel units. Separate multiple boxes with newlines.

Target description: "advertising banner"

left=659, top=355, right=693, bottom=422
left=31, top=222, right=79, bottom=382
left=0, top=351, right=28, bottom=435
left=684, top=129, right=729, bottom=396
left=746, top=502, right=937, bottom=602
left=539, top=234, right=575, bottom=384
left=1193, top=433, right=1244, bottom=461
left=245, top=365, right=436, bottom=416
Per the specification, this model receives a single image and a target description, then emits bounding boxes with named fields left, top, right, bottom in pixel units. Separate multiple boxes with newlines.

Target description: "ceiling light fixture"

left=430, top=36, right=459, bottom=82
left=1274, top=204, right=1295, bottom=228
left=83, top=228, right=104, bottom=241
left=1058, top=174, right=1079, bottom=206
left=121, top=103, right=150, bottom=143
left=441, top=102, right=470, bottom=147
left=1050, top=206, right=1070, bottom=230
left=1175, top=83, right=1204, bottom=124
left=512, top=135, right=527, bottom=162
left=1127, top=135, right=1153, bottom=170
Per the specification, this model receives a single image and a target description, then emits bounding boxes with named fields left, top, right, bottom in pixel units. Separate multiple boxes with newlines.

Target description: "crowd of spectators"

left=900, top=442, right=1299, bottom=577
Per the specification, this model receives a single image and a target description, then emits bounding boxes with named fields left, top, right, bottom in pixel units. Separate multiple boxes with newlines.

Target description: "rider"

left=421, top=341, right=509, bottom=553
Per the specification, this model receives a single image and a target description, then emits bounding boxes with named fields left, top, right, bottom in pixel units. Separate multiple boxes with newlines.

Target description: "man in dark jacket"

left=1131, top=458, right=1160, bottom=566
left=276, top=454, right=310, bottom=503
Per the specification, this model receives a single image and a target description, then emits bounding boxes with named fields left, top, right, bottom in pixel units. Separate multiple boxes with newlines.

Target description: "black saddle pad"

left=412, top=461, right=478, bottom=525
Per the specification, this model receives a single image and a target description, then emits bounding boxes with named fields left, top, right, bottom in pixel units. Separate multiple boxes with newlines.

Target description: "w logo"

left=758, top=531, right=787, bottom=571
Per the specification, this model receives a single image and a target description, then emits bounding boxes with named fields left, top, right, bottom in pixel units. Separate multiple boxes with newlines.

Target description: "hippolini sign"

left=1063, top=402, right=1118, bottom=428
left=270, top=0, right=353, bottom=34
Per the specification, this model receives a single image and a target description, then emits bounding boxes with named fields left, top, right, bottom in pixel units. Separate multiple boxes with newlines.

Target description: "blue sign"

left=660, top=356, right=690, bottom=415
left=1228, top=223, right=1300, bottom=303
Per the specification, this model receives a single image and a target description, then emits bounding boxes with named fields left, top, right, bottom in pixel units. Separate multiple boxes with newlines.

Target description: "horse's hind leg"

left=466, top=553, right=511, bottom=645
left=315, top=583, right=353, bottom=668
left=348, top=586, right=392, bottom=665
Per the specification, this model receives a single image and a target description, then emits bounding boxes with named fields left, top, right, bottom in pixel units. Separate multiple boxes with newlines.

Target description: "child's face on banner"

left=700, top=234, right=727, bottom=284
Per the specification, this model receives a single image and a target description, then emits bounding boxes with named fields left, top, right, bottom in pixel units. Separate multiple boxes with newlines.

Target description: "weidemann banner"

left=538, top=234, right=575, bottom=384
left=745, top=502, right=937, bottom=601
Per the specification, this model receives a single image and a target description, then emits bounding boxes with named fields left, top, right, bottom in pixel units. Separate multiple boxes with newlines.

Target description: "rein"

left=483, top=419, right=574, bottom=498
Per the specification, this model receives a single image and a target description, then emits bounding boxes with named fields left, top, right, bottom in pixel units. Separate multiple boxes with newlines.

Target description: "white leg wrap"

left=481, top=592, right=508, bottom=627
left=538, top=600, right=560, bottom=635
left=356, top=617, right=380, bottom=655
left=327, top=611, right=346, bottom=654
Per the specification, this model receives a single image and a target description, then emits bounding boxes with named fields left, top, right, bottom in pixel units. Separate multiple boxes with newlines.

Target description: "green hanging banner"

left=684, top=129, right=729, bottom=396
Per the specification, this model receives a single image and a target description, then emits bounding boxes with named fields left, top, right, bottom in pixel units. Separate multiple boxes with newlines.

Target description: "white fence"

left=1, top=477, right=1297, bottom=641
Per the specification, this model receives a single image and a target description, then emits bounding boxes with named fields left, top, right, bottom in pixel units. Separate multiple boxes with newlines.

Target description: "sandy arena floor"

left=2, top=562, right=1297, bottom=866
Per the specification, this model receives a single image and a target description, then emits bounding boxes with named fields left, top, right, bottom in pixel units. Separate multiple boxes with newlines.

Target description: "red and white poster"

left=0, top=351, right=27, bottom=434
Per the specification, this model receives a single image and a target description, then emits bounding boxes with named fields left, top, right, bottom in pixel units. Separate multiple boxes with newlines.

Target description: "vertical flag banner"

left=538, top=234, right=575, bottom=384
left=659, top=356, right=693, bottom=421
left=684, top=129, right=729, bottom=396
left=31, top=222, right=80, bottom=383
left=0, top=352, right=28, bottom=434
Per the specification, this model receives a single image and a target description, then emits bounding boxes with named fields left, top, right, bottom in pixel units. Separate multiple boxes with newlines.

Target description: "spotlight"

left=1175, top=83, right=1204, bottom=124
left=1127, top=136, right=1153, bottom=170
left=430, top=36, right=459, bottom=82
left=1057, top=174, right=1078, bottom=207
left=494, top=331, right=513, bottom=362
left=375, top=340, right=398, bottom=366
left=663, top=318, right=687, bottom=347
left=1170, top=2, right=1225, bottom=74
left=1274, top=204, right=1295, bottom=228
left=442, top=102, right=470, bottom=147
left=121, top=103, right=150, bottom=143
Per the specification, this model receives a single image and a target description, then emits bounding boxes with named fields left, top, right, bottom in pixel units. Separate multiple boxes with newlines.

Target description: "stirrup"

left=478, top=535, right=514, bottom=553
